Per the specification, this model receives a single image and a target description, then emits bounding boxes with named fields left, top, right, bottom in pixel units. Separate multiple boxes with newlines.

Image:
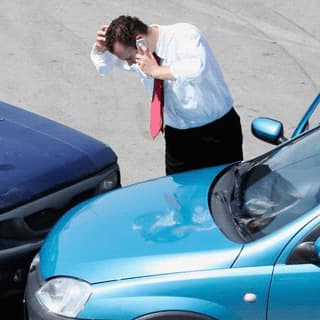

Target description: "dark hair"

left=105, top=15, right=149, bottom=53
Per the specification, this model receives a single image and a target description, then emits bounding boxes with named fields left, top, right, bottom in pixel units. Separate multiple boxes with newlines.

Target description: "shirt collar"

left=154, top=25, right=166, bottom=60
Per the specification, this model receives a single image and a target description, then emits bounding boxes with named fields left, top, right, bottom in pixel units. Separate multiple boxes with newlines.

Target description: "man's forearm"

left=151, top=65, right=176, bottom=81
left=94, top=43, right=108, bottom=54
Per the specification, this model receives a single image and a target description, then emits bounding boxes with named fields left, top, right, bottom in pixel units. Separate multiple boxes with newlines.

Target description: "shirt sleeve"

left=170, top=25, right=207, bottom=83
left=90, top=43, right=130, bottom=75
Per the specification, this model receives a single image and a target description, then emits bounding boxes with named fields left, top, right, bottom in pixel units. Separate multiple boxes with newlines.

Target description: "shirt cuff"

left=90, top=43, right=119, bottom=75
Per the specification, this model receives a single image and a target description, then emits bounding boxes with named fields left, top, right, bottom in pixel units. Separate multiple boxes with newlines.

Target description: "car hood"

left=0, top=101, right=117, bottom=212
left=40, top=166, right=242, bottom=284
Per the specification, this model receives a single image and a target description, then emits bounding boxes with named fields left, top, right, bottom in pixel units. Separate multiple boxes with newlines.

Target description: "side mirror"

left=314, top=237, right=320, bottom=260
left=294, top=238, right=320, bottom=263
left=251, top=117, right=288, bottom=145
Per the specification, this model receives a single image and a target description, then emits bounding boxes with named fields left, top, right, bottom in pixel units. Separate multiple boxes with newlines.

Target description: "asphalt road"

left=1, top=0, right=319, bottom=187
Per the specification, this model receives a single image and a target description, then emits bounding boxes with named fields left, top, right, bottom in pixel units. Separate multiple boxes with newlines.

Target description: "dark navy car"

left=0, top=101, right=120, bottom=303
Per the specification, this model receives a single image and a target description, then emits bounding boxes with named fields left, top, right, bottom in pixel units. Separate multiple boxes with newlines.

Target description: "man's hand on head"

left=95, top=24, right=108, bottom=53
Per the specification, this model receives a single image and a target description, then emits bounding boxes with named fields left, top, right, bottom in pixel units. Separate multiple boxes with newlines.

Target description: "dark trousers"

left=164, top=107, right=243, bottom=175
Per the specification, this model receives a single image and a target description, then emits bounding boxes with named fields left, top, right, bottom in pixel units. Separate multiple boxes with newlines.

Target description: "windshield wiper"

left=231, top=213, right=253, bottom=240
left=231, top=167, right=244, bottom=212
left=214, top=190, right=252, bottom=240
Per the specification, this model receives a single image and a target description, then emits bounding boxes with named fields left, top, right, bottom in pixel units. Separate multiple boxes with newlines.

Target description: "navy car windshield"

left=210, top=126, right=320, bottom=242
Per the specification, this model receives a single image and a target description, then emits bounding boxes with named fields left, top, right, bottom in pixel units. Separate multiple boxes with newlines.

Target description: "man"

left=91, top=15, right=243, bottom=175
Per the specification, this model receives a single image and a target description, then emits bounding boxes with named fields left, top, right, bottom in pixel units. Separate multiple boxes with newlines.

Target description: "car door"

left=291, top=92, right=320, bottom=137
left=267, top=216, right=320, bottom=320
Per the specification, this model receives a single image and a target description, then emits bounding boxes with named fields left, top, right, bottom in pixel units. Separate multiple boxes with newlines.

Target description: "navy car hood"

left=0, top=101, right=117, bottom=212
left=40, top=166, right=243, bottom=284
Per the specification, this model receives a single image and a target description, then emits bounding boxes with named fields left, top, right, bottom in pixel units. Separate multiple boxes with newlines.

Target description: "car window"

left=293, top=94, right=320, bottom=136
left=238, top=127, right=320, bottom=239
left=305, top=107, right=320, bottom=131
left=286, top=222, right=320, bottom=264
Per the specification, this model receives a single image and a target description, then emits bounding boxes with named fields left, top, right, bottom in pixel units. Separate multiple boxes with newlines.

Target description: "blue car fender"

left=80, top=266, right=272, bottom=320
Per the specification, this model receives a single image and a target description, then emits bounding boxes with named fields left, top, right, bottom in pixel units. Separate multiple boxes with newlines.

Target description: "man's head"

left=105, top=15, right=149, bottom=65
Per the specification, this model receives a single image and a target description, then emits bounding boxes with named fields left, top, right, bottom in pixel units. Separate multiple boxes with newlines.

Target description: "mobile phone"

left=136, top=37, right=148, bottom=52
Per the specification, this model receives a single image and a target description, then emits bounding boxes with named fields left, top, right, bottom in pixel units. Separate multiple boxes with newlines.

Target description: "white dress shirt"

left=90, top=23, right=233, bottom=129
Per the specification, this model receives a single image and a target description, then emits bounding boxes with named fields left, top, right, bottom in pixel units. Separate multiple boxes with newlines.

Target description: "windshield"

left=210, top=126, right=320, bottom=242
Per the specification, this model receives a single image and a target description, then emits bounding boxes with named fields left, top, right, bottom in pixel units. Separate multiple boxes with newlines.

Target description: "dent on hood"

left=131, top=175, right=216, bottom=243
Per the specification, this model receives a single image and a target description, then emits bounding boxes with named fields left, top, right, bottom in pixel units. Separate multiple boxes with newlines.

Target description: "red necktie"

left=150, top=53, right=164, bottom=139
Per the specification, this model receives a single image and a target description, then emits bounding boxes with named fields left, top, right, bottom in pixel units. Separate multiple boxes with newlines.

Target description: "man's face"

left=113, top=42, right=137, bottom=66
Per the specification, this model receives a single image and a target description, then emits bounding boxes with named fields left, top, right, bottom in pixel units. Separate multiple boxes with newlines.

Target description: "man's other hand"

left=95, top=25, right=108, bottom=53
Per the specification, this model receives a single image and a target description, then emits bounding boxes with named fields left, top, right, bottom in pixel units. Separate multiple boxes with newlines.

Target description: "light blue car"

left=25, top=94, right=320, bottom=320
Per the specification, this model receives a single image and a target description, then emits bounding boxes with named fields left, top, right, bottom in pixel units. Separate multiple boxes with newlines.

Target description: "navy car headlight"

left=36, top=277, right=92, bottom=317
left=97, top=171, right=120, bottom=193
left=29, top=253, right=40, bottom=272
